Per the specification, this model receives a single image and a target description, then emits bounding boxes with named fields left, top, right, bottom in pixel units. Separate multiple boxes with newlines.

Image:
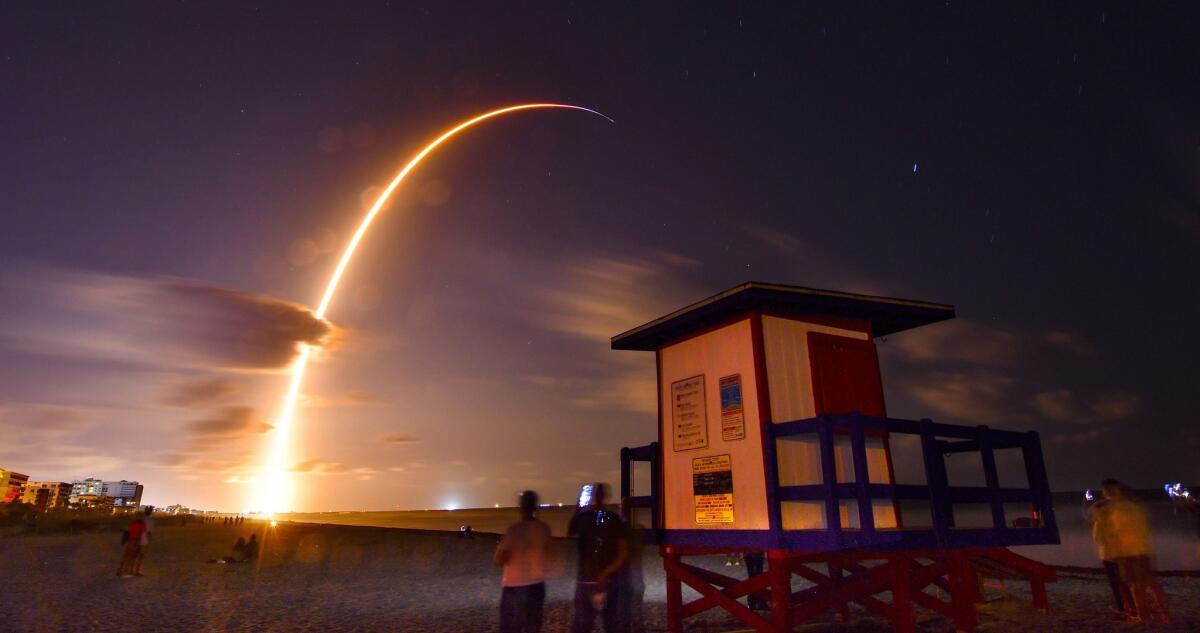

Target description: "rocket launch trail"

left=258, top=104, right=611, bottom=514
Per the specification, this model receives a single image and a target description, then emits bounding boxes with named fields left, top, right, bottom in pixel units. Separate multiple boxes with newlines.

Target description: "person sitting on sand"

left=243, top=534, right=259, bottom=561
left=1094, top=480, right=1171, bottom=625
left=495, top=490, right=552, bottom=633
left=228, top=537, right=247, bottom=563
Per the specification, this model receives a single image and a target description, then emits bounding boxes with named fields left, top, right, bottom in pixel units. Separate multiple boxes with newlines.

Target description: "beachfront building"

left=68, top=478, right=143, bottom=508
left=68, top=478, right=104, bottom=503
left=20, top=481, right=72, bottom=511
left=102, top=480, right=144, bottom=507
left=0, top=468, right=30, bottom=504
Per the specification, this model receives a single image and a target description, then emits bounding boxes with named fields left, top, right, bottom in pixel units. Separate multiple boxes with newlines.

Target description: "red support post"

left=948, top=551, right=979, bottom=633
left=664, top=548, right=683, bottom=633
left=828, top=555, right=850, bottom=621
left=1031, top=576, right=1049, bottom=614
left=891, top=555, right=916, bottom=633
left=768, top=550, right=792, bottom=631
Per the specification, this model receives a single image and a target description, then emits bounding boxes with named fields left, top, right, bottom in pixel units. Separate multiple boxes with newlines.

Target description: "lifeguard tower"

left=614, top=282, right=1058, bottom=633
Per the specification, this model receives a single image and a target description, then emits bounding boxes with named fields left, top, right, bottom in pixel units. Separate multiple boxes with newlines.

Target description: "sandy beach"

left=1, top=519, right=1197, bottom=633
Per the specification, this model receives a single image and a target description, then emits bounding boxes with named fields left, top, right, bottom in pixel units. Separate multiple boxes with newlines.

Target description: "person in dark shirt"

left=568, top=483, right=629, bottom=633
left=243, top=534, right=260, bottom=560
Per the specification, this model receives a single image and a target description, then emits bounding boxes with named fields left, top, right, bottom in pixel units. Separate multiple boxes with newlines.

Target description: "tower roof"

left=611, top=281, right=955, bottom=351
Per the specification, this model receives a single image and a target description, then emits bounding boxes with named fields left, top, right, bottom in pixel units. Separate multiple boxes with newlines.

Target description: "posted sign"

left=718, top=374, right=746, bottom=441
left=671, top=375, right=708, bottom=451
left=692, top=454, right=734, bottom=525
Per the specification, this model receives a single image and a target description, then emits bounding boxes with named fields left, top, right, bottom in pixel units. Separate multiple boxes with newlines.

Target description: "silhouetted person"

left=226, top=537, right=247, bottom=563
left=1093, top=480, right=1171, bottom=625
left=495, top=490, right=552, bottom=633
left=568, top=483, right=629, bottom=633
left=243, top=534, right=259, bottom=560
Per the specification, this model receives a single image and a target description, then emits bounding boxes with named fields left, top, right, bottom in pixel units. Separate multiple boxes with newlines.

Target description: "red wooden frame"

left=662, top=545, right=1054, bottom=633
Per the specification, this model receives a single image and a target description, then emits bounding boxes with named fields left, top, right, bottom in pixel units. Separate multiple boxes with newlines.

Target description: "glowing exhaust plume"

left=257, top=104, right=611, bottom=514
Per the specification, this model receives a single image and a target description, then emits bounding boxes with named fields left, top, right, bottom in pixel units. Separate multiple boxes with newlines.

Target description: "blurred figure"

left=568, top=483, right=629, bottom=633
left=116, top=511, right=147, bottom=578
left=230, top=537, right=246, bottom=562
left=495, top=490, right=552, bottom=633
left=1084, top=488, right=1127, bottom=616
left=243, top=534, right=260, bottom=561
left=1093, top=480, right=1171, bottom=625
left=132, top=507, right=154, bottom=577
left=744, top=552, right=768, bottom=611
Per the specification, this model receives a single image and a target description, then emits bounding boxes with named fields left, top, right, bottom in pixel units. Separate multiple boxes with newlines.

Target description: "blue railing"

left=621, top=413, right=1060, bottom=551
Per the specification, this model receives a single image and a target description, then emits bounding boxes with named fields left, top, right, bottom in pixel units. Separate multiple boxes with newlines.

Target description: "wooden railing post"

left=650, top=441, right=662, bottom=532
left=817, top=416, right=841, bottom=534
left=762, top=424, right=784, bottom=541
left=850, top=415, right=875, bottom=534
left=919, top=419, right=951, bottom=545
left=976, top=426, right=1006, bottom=530
left=620, top=447, right=632, bottom=500
left=1022, top=431, right=1057, bottom=536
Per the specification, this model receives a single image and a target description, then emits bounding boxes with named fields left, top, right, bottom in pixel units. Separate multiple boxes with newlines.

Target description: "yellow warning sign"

left=692, top=454, right=734, bottom=525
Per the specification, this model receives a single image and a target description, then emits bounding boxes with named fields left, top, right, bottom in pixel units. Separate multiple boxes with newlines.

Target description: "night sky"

left=1, top=4, right=1197, bottom=512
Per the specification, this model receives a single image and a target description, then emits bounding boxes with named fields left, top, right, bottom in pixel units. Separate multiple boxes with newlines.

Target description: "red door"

left=807, top=332, right=887, bottom=417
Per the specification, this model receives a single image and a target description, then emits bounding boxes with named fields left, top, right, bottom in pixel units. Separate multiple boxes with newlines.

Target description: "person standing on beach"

left=1094, top=480, right=1172, bottom=625
left=132, top=507, right=155, bottom=576
left=568, top=483, right=629, bottom=633
left=495, top=490, right=552, bottom=633
left=1085, top=489, right=1127, bottom=617
left=116, top=512, right=147, bottom=578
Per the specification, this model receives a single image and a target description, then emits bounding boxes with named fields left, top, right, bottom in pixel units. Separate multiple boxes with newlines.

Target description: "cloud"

left=0, top=403, right=87, bottom=433
left=1030, top=389, right=1140, bottom=424
left=902, top=371, right=1017, bottom=425
left=741, top=223, right=814, bottom=253
left=1049, top=428, right=1104, bottom=445
left=1042, top=331, right=1094, bottom=356
left=2, top=269, right=333, bottom=371
left=150, top=279, right=333, bottom=369
left=162, top=377, right=240, bottom=408
left=187, top=406, right=273, bottom=437
left=523, top=356, right=657, bottom=414
left=290, top=460, right=348, bottom=474
left=511, top=254, right=697, bottom=414
left=888, top=320, right=1021, bottom=367
left=379, top=432, right=420, bottom=444
left=535, top=257, right=688, bottom=342
left=305, top=390, right=388, bottom=407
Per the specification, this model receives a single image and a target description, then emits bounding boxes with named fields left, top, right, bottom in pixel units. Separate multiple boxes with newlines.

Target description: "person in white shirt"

left=495, top=490, right=552, bottom=633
